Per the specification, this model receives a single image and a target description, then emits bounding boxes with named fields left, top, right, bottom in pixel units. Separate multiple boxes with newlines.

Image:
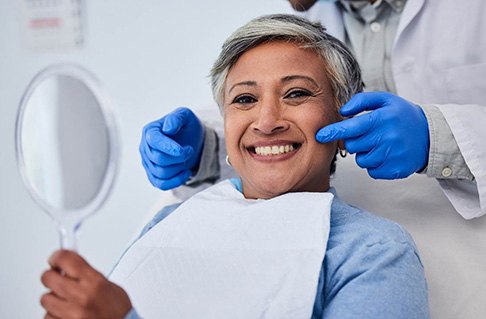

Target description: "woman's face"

left=223, top=41, right=340, bottom=199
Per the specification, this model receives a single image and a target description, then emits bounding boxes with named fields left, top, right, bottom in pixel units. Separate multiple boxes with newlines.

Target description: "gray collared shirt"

left=338, top=0, right=406, bottom=93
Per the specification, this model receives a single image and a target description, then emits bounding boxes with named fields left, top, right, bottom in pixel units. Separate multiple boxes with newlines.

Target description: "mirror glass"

left=16, top=64, right=119, bottom=250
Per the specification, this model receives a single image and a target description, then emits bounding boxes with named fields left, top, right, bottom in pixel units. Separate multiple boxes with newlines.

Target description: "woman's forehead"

left=225, top=41, right=329, bottom=88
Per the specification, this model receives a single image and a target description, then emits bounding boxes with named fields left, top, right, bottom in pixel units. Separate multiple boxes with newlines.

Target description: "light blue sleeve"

left=322, top=239, right=429, bottom=319
left=124, top=308, right=142, bottom=319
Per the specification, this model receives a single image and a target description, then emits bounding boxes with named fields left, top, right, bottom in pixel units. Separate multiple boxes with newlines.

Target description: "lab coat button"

left=441, top=167, right=453, bottom=177
left=370, top=22, right=381, bottom=33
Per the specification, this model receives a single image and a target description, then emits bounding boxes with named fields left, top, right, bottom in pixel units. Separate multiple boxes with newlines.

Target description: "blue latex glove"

left=140, top=107, right=204, bottom=190
left=316, top=92, right=430, bottom=179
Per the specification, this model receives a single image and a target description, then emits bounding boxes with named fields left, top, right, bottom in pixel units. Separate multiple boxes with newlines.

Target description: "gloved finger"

left=144, top=126, right=185, bottom=157
left=142, top=158, right=191, bottom=190
left=157, top=169, right=192, bottom=190
left=140, top=141, right=191, bottom=166
left=162, top=107, right=195, bottom=135
left=355, top=149, right=386, bottom=169
left=367, top=165, right=406, bottom=180
left=142, top=158, right=162, bottom=188
left=339, top=92, right=393, bottom=117
left=316, top=112, right=376, bottom=143
left=142, top=154, right=189, bottom=179
left=344, top=133, right=381, bottom=154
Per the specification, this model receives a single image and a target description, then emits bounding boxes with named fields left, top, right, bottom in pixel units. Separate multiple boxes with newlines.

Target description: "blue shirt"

left=124, top=179, right=429, bottom=318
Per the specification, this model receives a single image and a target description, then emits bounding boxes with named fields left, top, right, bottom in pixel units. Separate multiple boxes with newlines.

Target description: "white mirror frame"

left=15, top=63, right=120, bottom=224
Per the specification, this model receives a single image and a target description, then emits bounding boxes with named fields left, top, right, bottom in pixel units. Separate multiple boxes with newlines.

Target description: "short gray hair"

left=210, top=14, right=363, bottom=111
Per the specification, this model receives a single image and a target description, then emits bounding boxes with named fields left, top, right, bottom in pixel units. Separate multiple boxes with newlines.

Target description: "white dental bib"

left=110, top=180, right=333, bottom=319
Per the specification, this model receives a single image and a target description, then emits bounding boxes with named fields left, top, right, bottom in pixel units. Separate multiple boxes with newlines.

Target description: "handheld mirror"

left=15, top=63, right=119, bottom=250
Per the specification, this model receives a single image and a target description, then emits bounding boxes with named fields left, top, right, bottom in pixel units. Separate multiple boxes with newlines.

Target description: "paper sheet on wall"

left=18, top=0, right=84, bottom=50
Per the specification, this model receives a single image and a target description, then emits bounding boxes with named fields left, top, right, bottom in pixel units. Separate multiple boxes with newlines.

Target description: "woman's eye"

left=285, top=90, right=312, bottom=99
left=232, top=95, right=257, bottom=104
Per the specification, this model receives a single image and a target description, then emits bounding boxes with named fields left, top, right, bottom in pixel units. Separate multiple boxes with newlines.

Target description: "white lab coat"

left=299, top=1, right=486, bottom=318
left=304, top=0, right=486, bottom=220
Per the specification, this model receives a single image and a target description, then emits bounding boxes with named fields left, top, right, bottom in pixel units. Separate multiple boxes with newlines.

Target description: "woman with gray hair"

left=40, top=14, right=429, bottom=319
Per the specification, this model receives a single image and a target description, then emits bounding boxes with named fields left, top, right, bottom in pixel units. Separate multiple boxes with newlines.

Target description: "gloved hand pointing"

left=316, top=92, right=430, bottom=179
left=140, top=107, right=204, bottom=190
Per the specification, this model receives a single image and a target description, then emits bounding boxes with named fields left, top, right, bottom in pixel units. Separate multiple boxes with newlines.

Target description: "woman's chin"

left=242, top=177, right=297, bottom=199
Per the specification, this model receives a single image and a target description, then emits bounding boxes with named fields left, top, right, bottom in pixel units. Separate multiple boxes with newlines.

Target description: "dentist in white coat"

left=139, top=0, right=486, bottom=317
left=292, top=0, right=486, bottom=220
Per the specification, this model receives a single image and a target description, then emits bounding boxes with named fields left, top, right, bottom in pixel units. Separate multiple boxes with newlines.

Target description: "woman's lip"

left=247, top=147, right=300, bottom=162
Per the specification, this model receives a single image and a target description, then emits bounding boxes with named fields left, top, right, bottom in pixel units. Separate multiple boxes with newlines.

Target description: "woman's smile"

left=246, top=140, right=302, bottom=161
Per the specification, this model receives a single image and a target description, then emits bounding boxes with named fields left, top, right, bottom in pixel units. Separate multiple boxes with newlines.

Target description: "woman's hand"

left=40, top=249, right=132, bottom=319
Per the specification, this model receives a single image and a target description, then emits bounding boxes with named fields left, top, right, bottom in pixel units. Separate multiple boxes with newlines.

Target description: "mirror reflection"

left=16, top=64, right=119, bottom=249
left=21, top=75, right=109, bottom=210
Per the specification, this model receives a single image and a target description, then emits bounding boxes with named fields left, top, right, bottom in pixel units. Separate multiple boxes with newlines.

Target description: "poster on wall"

left=18, top=0, right=85, bottom=51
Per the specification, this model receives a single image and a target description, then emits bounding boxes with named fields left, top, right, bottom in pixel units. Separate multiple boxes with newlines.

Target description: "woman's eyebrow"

left=281, top=75, right=319, bottom=87
left=228, top=81, right=257, bottom=94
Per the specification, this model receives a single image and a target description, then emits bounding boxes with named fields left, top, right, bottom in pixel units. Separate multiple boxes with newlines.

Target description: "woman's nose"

left=251, top=99, right=289, bottom=135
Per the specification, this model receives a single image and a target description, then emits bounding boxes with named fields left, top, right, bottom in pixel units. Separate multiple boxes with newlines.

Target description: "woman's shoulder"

left=329, top=195, right=417, bottom=249
left=325, top=196, right=425, bottom=288
left=320, top=197, right=429, bottom=318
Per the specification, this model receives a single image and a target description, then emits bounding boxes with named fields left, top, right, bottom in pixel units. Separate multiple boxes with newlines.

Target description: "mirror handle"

left=58, top=222, right=80, bottom=251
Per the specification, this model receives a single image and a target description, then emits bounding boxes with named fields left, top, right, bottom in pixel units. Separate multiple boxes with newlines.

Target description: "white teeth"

left=254, top=144, right=296, bottom=156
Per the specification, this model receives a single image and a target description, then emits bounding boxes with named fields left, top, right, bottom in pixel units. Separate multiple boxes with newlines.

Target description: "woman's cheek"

left=224, top=118, right=243, bottom=162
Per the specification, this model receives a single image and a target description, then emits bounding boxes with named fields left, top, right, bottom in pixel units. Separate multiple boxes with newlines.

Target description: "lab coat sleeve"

left=433, top=103, right=486, bottom=219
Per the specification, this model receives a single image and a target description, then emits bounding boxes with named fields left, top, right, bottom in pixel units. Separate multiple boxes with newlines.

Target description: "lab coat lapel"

left=394, top=0, right=425, bottom=48
left=302, top=1, right=345, bottom=41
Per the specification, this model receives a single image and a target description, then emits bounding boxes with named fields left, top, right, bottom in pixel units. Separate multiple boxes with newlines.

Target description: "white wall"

left=0, top=1, right=292, bottom=317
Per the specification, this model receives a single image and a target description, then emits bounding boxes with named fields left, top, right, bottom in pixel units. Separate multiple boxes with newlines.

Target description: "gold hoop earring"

left=225, top=155, right=232, bottom=167
left=339, top=149, right=347, bottom=158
